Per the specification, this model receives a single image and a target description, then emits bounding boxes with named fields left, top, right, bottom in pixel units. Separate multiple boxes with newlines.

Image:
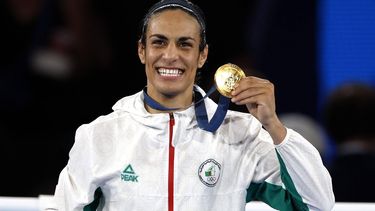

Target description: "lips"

left=157, top=68, right=183, bottom=77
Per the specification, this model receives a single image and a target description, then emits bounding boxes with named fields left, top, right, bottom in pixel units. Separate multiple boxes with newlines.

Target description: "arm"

left=53, top=125, right=102, bottom=210
left=232, top=77, right=334, bottom=210
left=246, top=128, right=334, bottom=211
left=276, top=128, right=334, bottom=210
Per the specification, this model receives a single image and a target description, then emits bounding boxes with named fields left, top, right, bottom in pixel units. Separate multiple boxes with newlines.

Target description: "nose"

left=163, top=43, right=179, bottom=61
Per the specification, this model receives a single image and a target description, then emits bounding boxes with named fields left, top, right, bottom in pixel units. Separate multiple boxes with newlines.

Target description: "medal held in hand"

left=190, top=63, right=245, bottom=132
left=214, top=63, right=246, bottom=98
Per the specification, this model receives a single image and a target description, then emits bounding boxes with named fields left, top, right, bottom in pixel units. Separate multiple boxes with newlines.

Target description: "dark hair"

left=139, top=0, right=207, bottom=52
left=322, top=82, right=375, bottom=144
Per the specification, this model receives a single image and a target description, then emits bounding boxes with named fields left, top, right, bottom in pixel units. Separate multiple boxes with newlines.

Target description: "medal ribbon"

left=143, top=86, right=230, bottom=132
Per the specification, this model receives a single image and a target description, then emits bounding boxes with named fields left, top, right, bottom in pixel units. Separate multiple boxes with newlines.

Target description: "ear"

left=138, top=40, right=145, bottom=64
left=198, top=45, right=208, bottom=68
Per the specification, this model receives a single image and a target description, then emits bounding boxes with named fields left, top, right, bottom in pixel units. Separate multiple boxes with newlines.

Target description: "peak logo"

left=121, top=164, right=139, bottom=182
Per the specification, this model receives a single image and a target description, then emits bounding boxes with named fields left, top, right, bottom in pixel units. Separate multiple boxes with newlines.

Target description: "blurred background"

left=1, top=0, right=374, bottom=202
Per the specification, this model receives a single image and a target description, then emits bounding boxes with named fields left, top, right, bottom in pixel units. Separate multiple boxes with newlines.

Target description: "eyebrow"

left=149, top=34, right=196, bottom=42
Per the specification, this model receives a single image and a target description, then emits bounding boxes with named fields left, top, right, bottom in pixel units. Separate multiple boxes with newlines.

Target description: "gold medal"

left=214, top=63, right=245, bottom=98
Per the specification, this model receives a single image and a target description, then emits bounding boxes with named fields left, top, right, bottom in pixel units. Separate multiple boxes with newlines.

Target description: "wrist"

left=263, top=117, right=287, bottom=145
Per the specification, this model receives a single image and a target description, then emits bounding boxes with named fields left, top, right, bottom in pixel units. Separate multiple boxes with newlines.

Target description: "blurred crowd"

left=0, top=0, right=146, bottom=196
left=321, top=82, right=375, bottom=202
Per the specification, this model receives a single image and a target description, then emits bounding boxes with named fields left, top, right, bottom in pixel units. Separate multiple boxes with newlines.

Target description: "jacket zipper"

left=168, top=113, right=175, bottom=211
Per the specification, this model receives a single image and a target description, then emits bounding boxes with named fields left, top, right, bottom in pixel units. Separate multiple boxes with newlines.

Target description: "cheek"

left=144, top=49, right=159, bottom=65
left=183, top=52, right=199, bottom=64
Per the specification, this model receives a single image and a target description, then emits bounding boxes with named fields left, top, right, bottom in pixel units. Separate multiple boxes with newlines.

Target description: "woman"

left=52, top=0, right=334, bottom=210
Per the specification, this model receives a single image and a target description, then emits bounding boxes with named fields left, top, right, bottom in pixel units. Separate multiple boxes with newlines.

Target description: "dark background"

left=0, top=0, right=316, bottom=197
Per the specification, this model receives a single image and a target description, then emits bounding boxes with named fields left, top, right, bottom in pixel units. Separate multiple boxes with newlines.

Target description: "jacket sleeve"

left=246, top=128, right=335, bottom=211
left=53, top=124, right=102, bottom=211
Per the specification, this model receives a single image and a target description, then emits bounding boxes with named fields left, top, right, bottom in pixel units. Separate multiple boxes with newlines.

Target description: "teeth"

left=158, top=68, right=182, bottom=76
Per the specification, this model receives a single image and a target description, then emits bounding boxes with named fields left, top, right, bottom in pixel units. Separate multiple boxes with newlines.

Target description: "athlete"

left=52, top=0, right=335, bottom=210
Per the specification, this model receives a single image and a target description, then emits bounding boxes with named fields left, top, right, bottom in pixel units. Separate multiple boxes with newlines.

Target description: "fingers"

left=231, top=76, right=274, bottom=105
left=232, top=93, right=265, bottom=105
left=230, top=76, right=281, bottom=134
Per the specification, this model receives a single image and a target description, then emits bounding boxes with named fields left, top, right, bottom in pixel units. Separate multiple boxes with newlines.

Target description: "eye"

left=151, top=39, right=166, bottom=47
left=179, top=41, right=193, bottom=48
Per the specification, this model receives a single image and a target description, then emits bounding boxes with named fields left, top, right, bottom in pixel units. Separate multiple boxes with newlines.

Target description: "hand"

left=231, top=76, right=286, bottom=144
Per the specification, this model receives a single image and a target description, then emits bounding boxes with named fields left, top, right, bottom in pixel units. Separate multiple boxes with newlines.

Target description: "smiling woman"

left=51, top=0, right=334, bottom=210
left=138, top=8, right=208, bottom=110
left=138, top=9, right=208, bottom=108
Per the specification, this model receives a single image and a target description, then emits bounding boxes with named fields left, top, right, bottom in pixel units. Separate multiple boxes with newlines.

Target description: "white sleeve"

left=53, top=124, right=101, bottom=211
left=275, top=128, right=335, bottom=211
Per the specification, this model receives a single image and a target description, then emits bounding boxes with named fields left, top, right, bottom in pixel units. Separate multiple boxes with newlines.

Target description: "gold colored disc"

left=214, top=63, right=245, bottom=98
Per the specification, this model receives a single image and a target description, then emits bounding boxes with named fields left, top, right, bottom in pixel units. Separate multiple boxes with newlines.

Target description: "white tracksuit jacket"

left=53, top=86, right=335, bottom=211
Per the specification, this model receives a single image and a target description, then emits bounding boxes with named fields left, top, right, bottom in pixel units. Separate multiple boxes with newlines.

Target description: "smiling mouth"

left=157, top=68, right=183, bottom=77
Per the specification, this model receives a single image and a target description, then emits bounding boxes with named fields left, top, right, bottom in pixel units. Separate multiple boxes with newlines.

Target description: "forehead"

left=147, top=9, right=201, bottom=37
